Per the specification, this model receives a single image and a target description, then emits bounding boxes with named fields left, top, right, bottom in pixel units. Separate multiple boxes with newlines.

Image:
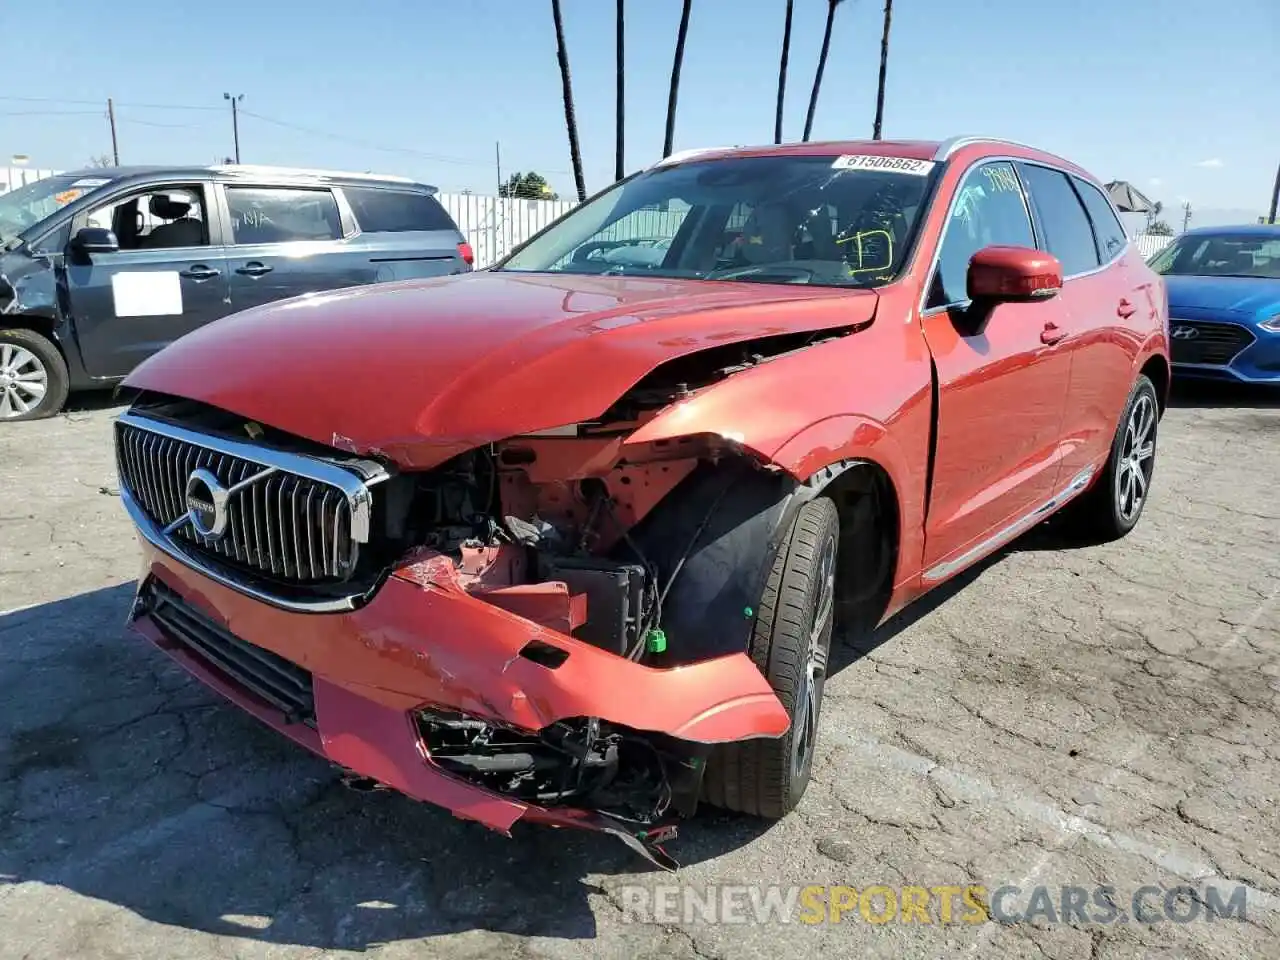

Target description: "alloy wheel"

left=0, top=343, right=49, bottom=420
left=791, top=533, right=837, bottom=781
left=1115, top=393, right=1156, bottom=523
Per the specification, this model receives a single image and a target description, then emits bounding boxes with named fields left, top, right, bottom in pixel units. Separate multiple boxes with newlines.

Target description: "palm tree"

left=615, top=0, right=625, bottom=181
left=871, top=0, right=893, bottom=140
left=551, top=0, right=587, bottom=201
left=1145, top=200, right=1164, bottom=232
left=774, top=0, right=794, bottom=144
left=662, top=0, right=694, bottom=158
left=803, top=0, right=847, bottom=142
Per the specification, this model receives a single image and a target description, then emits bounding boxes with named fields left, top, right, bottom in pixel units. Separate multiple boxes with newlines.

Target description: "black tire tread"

left=702, top=497, right=839, bottom=818
left=1060, top=374, right=1158, bottom=544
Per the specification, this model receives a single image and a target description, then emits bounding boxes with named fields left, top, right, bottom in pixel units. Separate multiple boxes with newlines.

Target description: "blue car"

left=1149, top=224, right=1280, bottom=384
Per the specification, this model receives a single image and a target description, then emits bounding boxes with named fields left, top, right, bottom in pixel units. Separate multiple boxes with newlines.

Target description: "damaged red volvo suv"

left=114, top=137, right=1169, bottom=867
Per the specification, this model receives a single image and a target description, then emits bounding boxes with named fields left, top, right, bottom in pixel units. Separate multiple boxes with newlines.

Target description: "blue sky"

left=3, top=0, right=1276, bottom=225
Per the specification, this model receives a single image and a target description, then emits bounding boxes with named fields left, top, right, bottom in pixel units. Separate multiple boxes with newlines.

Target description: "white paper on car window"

left=831, top=155, right=936, bottom=176
left=111, top=272, right=184, bottom=317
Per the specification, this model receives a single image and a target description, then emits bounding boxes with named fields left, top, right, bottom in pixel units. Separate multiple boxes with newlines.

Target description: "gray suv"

left=0, top=164, right=473, bottom=420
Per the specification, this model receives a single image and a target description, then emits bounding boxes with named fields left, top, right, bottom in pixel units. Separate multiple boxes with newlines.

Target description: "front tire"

left=702, top=497, right=839, bottom=818
left=1063, top=374, right=1159, bottom=542
left=0, top=329, right=69, bottom=422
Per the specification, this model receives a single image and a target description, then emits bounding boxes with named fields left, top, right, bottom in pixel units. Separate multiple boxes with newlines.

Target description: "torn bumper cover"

left=127, top=538, right=789, bottom=868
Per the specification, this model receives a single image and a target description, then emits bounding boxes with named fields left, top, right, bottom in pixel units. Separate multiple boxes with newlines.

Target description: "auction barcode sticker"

left=831, top=155, right=936, bottom=176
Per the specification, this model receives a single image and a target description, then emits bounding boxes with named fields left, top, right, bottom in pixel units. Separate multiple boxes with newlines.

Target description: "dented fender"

left=0, top=252, right=60, bottom=319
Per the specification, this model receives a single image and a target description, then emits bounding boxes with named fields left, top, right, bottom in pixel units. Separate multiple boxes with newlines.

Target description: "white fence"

left=1133, top=233, right=1173, bottom=259
left=436, top=192, right=575, bottom=267
left=0, top=166, right=60, bottom=193
left=2, top=165, right=1180, bottom=268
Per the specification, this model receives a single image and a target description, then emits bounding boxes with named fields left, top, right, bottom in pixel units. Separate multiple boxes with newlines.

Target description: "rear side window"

left=1018, top=165, right=1100, bottom=276
left=344, top=187, right=457, bottom=233
left=1073, top=177, right=1128, bottom=263
left=225, top=186, right=343, bottom=244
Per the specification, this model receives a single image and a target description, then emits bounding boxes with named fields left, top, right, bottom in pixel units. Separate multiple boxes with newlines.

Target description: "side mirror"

left=967, top=245, right=1062, bottom=302
left=70, top=226, right=119, bottom=255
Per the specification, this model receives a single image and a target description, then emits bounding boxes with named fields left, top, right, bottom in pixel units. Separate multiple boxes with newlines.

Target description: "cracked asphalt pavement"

left=1, top=383, right=1278, bottom=959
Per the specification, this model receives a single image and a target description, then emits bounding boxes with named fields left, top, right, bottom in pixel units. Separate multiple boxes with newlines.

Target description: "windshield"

left=497, top=154, right=934, bottom=287
left=1149, top=232, right=1280, bottom=280
left=0, top=175, right=113, bottom=243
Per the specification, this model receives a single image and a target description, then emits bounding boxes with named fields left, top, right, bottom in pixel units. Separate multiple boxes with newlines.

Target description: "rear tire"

left=1061, top=374, right=1159, bottom=543
left=702, top=497, right=839, bottom=818
left=0, top=328, right=69, bottom=422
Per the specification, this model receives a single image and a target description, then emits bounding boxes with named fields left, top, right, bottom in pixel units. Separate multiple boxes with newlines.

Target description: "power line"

left=239, top=108, right=570, bottom=176
left=0, top=109, right=103, bottom=117
left=117, top=116, right=207, bottom=129
left=0, top=94, right=101, bottom=106
left=0, top=94, right=220, bottom=111
left=237, top=108, right=496, bottom=168
left=1, top=93, right=572, bottom=180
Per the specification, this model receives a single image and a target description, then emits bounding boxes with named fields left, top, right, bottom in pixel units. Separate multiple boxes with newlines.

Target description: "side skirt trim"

left=921, top=466, right=1095, bottom=584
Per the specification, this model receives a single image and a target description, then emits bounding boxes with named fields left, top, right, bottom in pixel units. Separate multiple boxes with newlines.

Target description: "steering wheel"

left=705, top=263, right=815, bottom=282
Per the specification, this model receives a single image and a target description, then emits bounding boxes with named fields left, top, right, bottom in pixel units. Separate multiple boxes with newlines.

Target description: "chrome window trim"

left=932, top=136, right=1044, bottom=162
left=115, top=410, right=390, bottom=613
left=917, top=154, right=1132, bottom=318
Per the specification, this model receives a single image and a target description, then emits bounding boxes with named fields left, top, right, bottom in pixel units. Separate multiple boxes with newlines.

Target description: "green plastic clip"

left=645, top=627, right=668, bottom=654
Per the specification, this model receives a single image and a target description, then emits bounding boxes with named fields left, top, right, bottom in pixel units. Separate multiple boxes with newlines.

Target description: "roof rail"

left=649, top=147, right=732, bottom=168
left=209, top=163, right=416, bottom=184
left=931, top=136, right=1042, bottom=161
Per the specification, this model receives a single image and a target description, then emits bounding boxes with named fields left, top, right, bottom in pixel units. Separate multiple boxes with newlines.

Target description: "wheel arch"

left=802, top=458, right=901, bottom=636
left=1138, top=352, right=1171, bottom=414
left=1, top=310, right=59, bottom=341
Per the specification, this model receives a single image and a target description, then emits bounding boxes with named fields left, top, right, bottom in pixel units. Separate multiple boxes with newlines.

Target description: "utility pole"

left=107, top=98, right=119, bottom=165
left=872, top=0, right=894, bottom=140
left=1181, top=200, right=1193, bottom=233
left=615, top=0, right=625, bottom=181
left=495, top=140, right=502, bottom=198
left=223, top=93, right=244, bottom=163
left=1268, top=159, right=1279, bottom=224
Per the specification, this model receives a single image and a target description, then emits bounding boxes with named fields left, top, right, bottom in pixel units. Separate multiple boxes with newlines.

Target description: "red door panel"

left=1054, top=264, right=1144, bottom=483
left=921, top=303, right=1071, bottom=577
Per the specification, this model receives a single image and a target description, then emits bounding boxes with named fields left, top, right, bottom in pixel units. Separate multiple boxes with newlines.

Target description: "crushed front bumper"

left=127, top=540, right=789, bottom=867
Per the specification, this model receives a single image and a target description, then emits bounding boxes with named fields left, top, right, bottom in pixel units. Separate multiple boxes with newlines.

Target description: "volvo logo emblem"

left=185, top=468, right=230, bottom=539
left=1171, top=326, right=1199, bottom=340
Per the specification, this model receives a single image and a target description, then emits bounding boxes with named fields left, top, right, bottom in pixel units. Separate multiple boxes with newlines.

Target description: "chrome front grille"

left=115, top=411, right=382, bottom=589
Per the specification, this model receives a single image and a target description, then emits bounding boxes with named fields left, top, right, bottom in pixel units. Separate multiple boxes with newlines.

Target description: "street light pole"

left=223, top=93, right=244, bottom=163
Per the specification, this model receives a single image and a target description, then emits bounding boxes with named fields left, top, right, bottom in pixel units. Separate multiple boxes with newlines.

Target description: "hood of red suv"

left=124, top=271, right=876, bottom=468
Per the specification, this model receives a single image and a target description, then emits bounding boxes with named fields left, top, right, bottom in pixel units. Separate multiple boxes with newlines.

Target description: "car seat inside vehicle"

left=141, top=195, right=204, bottom=249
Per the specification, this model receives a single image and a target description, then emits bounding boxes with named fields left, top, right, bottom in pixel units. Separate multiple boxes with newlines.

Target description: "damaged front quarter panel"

left=0, top=253, right=60, bottom=318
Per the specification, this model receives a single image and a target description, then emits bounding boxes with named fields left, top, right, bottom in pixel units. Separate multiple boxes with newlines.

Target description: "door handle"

left=1117, top=299, right=1136, bottom=318
left=1040, top=322, right=1066, bottom=346
left=236, top=262, right=274, bottom=277
left=180, top=265, right=220, bottom=280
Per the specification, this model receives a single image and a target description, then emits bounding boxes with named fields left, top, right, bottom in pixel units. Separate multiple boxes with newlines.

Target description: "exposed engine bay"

left=385, top=428, right=747, bottom=833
